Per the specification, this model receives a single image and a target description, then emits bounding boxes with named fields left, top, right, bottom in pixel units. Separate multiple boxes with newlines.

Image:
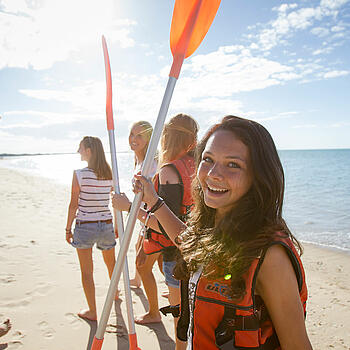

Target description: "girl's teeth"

left=208, top=185, right=227, bottom=192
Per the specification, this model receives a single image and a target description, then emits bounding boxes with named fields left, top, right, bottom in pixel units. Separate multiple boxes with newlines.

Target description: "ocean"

left=1, top=149, right=349, bottom=252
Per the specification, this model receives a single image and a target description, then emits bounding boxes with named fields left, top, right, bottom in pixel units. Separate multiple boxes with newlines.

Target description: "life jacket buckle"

left=215, top=317, right=235, bottom=347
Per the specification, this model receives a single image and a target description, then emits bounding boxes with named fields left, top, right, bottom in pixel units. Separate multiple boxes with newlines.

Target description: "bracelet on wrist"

left=65, top=228, right=72, bottom=232
left=149, top=197, right=165, bottom=213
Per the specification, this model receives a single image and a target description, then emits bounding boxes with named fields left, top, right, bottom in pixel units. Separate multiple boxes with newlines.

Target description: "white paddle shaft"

left=96, top=77, right=177, bottom=340
left=95, top=130, right=137, bottom=339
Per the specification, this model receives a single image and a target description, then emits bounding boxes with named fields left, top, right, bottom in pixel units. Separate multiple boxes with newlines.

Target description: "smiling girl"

left=132, top=116, right=313, bottom=350
left=127, top=121, right=158, bottom=288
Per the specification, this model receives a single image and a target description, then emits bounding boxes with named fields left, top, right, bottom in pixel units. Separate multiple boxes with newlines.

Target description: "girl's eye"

left=228, top=162, right=240, bottom=169
left=202, top=156, right=212, bottom=163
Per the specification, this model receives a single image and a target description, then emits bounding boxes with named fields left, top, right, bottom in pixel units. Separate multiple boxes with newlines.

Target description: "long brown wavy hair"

left=81, top=136, right=112, bottom=180
left=175, top=116, right=302, bottom=300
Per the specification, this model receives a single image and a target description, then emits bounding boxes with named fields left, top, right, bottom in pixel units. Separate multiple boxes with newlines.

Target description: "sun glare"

left=36, top=0, right=115, bottom=44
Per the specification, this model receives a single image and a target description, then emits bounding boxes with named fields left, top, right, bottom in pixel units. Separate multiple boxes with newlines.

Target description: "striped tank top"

left=75, top=167, right=113, bottom=221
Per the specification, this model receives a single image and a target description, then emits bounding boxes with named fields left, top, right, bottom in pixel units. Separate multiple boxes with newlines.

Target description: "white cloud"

left=2, top=110, right=97, bottom=127
left=320, top=0, right=349, bottom=10
left=179, top=47, right=296, bottom=96
left=9, top=40, right=347, bottom=134
left=292, top=124, right=317, bottom=129
left=176, top=44, right=346, bottom=98
left=273, top=4, right=298, bottom=13
left=256, top=111, right=300, bottom=122
left=311, top=27, right=330, bottom=37
left=15, top=73, right=165, bottom=127
left=254, top=0, right=349, bottom=51
left=330, top=122, right=350, bottom=127
left=0, top=0, right=136, bottom=70
left=331, top=25, right=346, bottom=32
left=312, top=47, right=333, bottom=55
left=323, top=70, right=349, bottom=78
left=19, top=81, right=105, bottom=112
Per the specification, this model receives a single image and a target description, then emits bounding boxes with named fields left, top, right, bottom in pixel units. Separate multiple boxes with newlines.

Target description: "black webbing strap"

left=159, top=304, right=180, bottom=317
left=158, top=279, right=190, bottom=341
left=215, top=305, right=261, bottom=347
left=177, top=279, right=190, bottom=341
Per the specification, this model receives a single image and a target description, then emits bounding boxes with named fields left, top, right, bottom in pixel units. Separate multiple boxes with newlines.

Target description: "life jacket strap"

left=177, top=279, right=190, bottom=341
left=215, top=306, right=260, bottom=347
left=159, top=304, right=180, bottom=318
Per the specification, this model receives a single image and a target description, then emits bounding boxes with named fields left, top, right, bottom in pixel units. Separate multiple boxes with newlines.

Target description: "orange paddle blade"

left=102, top=35, right=114, bottom=131
left=170, top=0, right=220, bottom=59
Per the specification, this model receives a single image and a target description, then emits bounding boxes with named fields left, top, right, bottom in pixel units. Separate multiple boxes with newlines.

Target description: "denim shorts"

left=163, top=260, right=180, bottom=288
left=72, top=221, right=116, bottom=250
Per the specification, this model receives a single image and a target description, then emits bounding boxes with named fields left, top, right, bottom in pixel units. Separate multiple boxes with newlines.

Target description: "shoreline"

left=1, top=164, right=349, bottom=255
left=301, top=240, right=350, bottom=257
left=0, top=167, right=349, bottom=349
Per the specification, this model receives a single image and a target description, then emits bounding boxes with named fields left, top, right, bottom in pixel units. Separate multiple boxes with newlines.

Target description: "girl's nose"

left=207, top=163, right=223, bottom=180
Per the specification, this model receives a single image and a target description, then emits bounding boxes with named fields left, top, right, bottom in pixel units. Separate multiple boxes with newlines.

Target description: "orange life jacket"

left=180, top=234, right=308, bottom=349
left=143, top=154, right=195, bottom=255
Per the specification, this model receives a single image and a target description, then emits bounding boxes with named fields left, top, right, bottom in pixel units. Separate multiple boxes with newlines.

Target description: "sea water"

left=1, top=149, right=349, bottom=252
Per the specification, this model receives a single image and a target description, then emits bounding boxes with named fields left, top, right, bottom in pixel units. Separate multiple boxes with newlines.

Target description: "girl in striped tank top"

left=65, top=136, right=117, bottom=322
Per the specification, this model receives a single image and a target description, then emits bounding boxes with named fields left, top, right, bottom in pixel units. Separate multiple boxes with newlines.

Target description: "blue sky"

left=0, top=0, right=349, bottom=154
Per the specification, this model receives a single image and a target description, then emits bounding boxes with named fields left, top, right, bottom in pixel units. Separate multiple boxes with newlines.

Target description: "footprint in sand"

left=0, top=274, right=16, bottom=283
left=64, top=313, right=82, bottom=330
left=7, top=340, right=23, bottom=349
left=5, top=330, right=25, bottom=350
left=38, top=321, right=55, bottom=339
left=12, top=331, right=24, bottom=340
left=1, top=298, right=31, bottom=308
left=56, top=250, right=70, bottom=256
left=106, top=323, right=126, bottom=336
left=23, top=282, right=52, bottom=299
left=32, top=283, right=52, bottom=297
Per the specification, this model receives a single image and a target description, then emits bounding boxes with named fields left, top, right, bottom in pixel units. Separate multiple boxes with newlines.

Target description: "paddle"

left=91, top=36, right=141, bottom=350
left=93, top=1, right=220, bottom=347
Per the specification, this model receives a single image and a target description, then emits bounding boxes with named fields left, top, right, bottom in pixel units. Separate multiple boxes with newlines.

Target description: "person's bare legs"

left=0, top=319, right=11, bottom=337
left=130, top=235, right=143, bottom=287
left=168, top=285, right=187, bottom=350
left=157, top=253, right=164, bottom=275
left=130, top=270, right=142, bottom=288
left=77, top=248, right=97, bottom=320
left=102, top=247, right=119, bottom=299
left=135, top=252, right=162, bottom=324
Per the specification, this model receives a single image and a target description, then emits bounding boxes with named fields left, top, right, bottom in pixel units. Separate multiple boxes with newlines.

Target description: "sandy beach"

left=0, top=167, right=349, bottom=350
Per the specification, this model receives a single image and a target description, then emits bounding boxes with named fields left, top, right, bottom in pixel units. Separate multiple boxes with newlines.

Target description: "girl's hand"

left=66, top=232, right=73, bottom=244
left=133, top=174, right=158, bottom=208
left=112, top=192, right=131, bottom=212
